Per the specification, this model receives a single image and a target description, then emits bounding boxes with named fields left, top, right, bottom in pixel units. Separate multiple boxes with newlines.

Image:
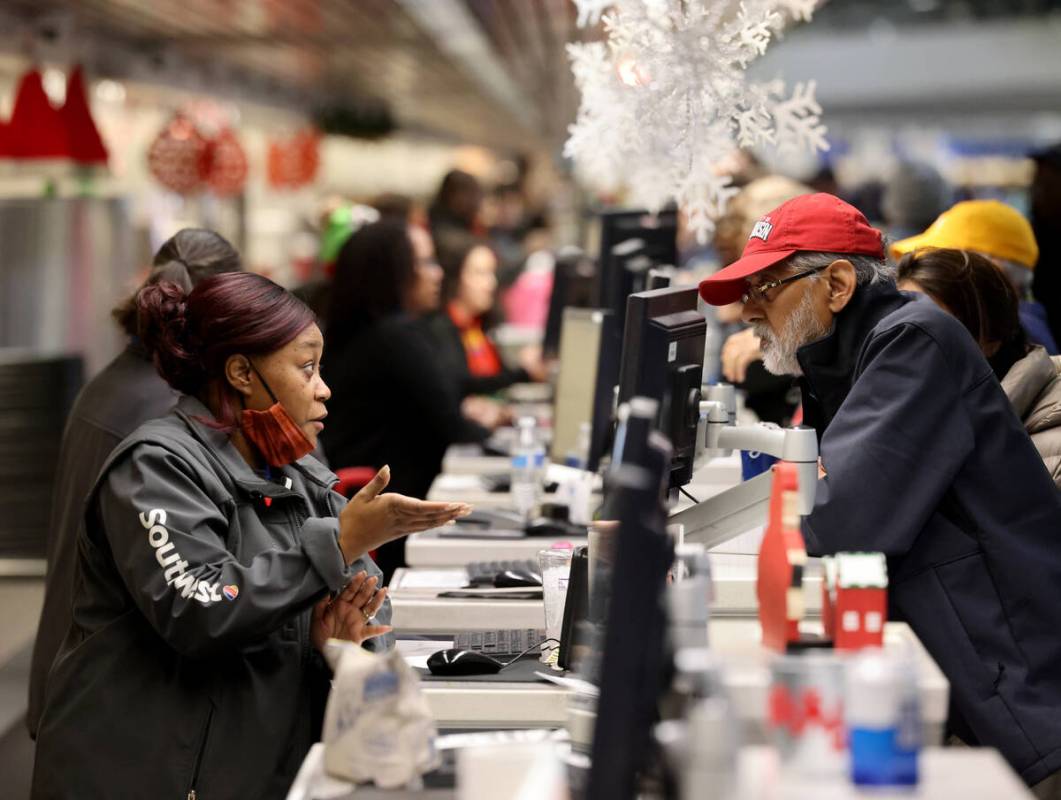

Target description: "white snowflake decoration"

left=567, top=0, right=829, bottom=243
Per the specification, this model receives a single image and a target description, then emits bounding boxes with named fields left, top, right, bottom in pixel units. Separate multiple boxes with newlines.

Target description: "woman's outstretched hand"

left=337, top=466, right=471, bottom=563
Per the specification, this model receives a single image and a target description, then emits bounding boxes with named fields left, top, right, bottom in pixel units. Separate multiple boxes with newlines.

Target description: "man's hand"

left=311, top=570, right=391, bottom=651
left=337, top=466, right=471, bottom=563
left=721, top=327, right=763, bottom=384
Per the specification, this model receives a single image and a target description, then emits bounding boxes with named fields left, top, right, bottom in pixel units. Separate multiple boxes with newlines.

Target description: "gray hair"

left=785, top=251, right=895, bottom=287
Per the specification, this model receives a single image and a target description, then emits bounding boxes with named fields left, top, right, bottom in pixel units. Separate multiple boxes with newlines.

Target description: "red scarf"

left=448, top=302, right=502, bottom=377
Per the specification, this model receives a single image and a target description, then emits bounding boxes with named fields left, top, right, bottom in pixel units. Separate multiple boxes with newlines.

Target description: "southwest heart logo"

left=222, top=585, right=239, bottom=601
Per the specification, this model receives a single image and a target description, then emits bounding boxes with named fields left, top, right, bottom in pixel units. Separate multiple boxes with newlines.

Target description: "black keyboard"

left=466, top=559, right=541, bottom=587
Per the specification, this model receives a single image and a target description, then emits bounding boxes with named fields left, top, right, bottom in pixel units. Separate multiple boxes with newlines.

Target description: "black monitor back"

left=617, top=287, right=706, bottom=488
left=586, top=428, right=673, bottom=800
left=589, top=310, right=622, bottom=472
left=594, top=209, right=678, bottom=333
left=543, top=247, right=596, bottom=359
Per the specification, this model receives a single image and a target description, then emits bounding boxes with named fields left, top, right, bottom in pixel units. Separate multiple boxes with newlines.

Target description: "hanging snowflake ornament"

left=566, top=0, right=829, bottom=243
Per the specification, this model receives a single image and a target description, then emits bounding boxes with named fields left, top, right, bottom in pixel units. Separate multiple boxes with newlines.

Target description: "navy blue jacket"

left=799, top=283, right=1061, bottom=786
left=1020, top=299, right=1059, bottom=355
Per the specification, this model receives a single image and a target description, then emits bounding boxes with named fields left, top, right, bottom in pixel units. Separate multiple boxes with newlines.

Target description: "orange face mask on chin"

left=241, top=362, right=315, bottom=467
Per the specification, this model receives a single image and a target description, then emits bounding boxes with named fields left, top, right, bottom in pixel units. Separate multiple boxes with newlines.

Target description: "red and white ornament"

left=147, top=113, right=210, bottom=194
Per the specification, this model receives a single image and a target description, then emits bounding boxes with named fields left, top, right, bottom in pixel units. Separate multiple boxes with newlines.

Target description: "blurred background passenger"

left=897, top=248, right=1061, bottom=487
left=296, top=201, right=381, bottom=321
left=428, top=232, right=546, bottom=398
left=26, top=228, right=241, bottom=740
left=1031, top=143, right=1061, bottom=345
left=370, top=192, right=416, bottom=225
left=891, top=199, right=1058, bottom=354
left=322, top=221, right=489, bottom=580
left=881, top=161, right=953, bottom=241
left=486, top=182, right=534, bottom=289
left=429, top=168, right=484, bottom=243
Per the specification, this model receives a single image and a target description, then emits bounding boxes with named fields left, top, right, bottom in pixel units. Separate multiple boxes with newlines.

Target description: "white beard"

left=753, top=291, right=830, bottom=377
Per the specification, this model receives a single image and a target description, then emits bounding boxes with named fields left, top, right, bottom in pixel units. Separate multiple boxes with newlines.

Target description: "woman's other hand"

left=311, top=570, right=392, bottom=650
left=337, top=466, right=471, bottom=562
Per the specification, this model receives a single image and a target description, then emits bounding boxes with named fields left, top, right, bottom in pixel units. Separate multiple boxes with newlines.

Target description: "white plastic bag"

left=321, top=639, right=439, bottom=789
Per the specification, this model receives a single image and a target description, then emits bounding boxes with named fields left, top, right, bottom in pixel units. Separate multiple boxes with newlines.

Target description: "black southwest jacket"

left=799, top=283, right=1061, bottom=786
left=31, top=396, right=390, bottom=800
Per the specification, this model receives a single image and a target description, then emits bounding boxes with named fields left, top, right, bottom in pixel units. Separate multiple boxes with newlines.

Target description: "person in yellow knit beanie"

left=891, top=199, right=1057, bottom=354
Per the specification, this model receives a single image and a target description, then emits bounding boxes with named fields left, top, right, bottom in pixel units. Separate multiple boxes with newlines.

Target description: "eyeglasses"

left=740, top=265, right=828, bottom=305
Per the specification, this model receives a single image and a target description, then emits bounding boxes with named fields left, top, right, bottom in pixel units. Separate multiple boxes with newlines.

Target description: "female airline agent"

left=31, top=272, right=469, bottom=800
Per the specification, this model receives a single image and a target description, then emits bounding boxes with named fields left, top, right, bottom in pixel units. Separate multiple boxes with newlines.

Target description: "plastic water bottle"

left=564, top=421, right=593, bottom=469
left=845, top=649, right=921, bottom=788
left=512, top=417, right=545, bottom=519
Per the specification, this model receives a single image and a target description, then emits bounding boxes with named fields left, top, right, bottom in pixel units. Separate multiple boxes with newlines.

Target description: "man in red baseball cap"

left=699, top=193, right=1061, bottom=794
left=703, top=192, right=889, bottom=377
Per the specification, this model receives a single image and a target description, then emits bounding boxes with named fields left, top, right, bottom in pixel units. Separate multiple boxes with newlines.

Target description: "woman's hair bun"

left=150, top=259, right=194, bottom=294
left=136, top=279, right=204, bottom=393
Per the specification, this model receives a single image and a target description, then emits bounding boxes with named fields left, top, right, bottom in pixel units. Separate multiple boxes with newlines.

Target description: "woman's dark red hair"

left=137, top=272, right=316, bottom=427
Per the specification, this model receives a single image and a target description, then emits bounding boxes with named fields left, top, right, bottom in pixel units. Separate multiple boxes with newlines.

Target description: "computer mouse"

left=426, top=649, right=503, bottom=676
left=494, top=569, right=543, bottom=588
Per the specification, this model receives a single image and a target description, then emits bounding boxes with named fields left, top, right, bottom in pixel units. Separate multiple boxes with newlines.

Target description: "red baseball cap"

left=698, top=193, right=885, bottom=305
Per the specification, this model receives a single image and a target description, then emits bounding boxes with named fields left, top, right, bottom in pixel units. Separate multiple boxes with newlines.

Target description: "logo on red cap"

left=750, top=217, right=774, bottom=243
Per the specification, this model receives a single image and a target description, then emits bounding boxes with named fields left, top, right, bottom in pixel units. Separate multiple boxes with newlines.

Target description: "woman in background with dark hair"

left=323, top=221, right=490, bottom=579
left=32, top=272, right=468, bottom=800
left=28, top=228, right=242, bottom=740
left=897, top=248, right=1061, bottom=486
left=427, top=231, right=545, bottom=400
left=429, top=168, right=483, bottom=242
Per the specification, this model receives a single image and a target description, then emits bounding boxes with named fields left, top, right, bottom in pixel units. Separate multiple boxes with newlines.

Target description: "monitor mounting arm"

left=669, top=383, right=818, bottom=548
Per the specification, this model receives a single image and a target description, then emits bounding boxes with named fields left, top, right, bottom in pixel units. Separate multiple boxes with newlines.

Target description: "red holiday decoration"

left=6, top=68, right=71, bottom=160
left=0, top=120, right=9, bottom=158
left=821, top=553, right=888, bottom=652
left=205, top=127, right=248, bottom=196
left=61, top=65, right=108, bottom=166
left=147, top=114, right=210, bottom=194
left=267, top=128, right=320, bottom=189
left=757, top=461, right=807, bottom=652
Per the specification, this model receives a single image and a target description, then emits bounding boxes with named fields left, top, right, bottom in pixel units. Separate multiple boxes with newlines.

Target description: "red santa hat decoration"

left=61, top=65, right=109, bottom=166
left=1, top=64, right=109, bottom=168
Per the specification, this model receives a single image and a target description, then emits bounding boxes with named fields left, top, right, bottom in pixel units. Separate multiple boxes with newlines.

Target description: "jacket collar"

left=796, top=282, right=912, bottom=426
left=1002, top=346, right=1061, bottom=426
left=446, top=301, right=479, bottom=332
left=172, top=395, right=335, bottom=494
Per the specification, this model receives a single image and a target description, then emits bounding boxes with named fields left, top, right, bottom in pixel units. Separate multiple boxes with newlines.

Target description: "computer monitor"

left=543, top=247, right=596, bottom=359
left=595, top=209, right=678, bottom=333
left=551, top=307, right=622, bottom=472
left=586, top=405, right=673, bottom=800
left=617, top=286, right=706, bottom=489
